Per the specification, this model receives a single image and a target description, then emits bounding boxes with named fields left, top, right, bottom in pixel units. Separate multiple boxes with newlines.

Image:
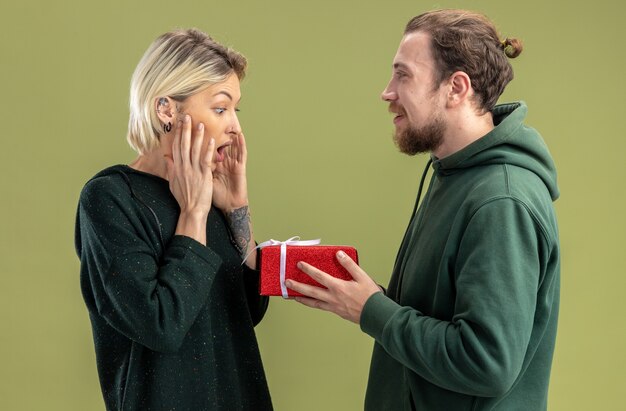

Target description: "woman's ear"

left=155, top=97, right=176, bottom=125
left=446, top=71, right=472, bottom=108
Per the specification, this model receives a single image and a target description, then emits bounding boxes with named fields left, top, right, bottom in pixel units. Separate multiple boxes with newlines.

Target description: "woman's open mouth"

left=215, top=141, right=232, bottom=162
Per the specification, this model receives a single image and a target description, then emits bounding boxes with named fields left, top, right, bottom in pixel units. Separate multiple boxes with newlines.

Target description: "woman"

left=75, top=29, right=272, bottom=410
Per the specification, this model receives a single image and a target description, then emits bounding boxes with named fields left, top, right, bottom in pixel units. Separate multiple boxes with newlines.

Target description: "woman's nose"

left=228, top=112, right=242, bottom=135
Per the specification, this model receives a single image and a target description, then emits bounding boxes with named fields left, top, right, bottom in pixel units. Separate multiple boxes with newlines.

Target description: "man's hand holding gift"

left=286, top=251, right=382, bottom=324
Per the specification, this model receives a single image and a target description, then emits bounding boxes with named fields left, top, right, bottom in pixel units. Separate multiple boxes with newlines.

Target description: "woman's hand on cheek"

left=165, top=115, right=214, bottom=218
left=212, top=132, right=249, bottom=212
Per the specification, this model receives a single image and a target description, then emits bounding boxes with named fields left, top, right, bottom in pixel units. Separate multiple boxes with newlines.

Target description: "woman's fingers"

left=175, top=116, right=210, bottom=174
left=228, top=133, right=245, bottom=164
left=172, top=119, right=182, bottom=168
left=167, top=114, right=214, bottom=217
left=237, top=132, right=247, bottom=164
left=191, top=122, right=204, bottom=171
left=164, top=154, right=174, bottom=181
left=180, top=115, right=191, bottom=168
left=203, top=137, right=215, bottom=173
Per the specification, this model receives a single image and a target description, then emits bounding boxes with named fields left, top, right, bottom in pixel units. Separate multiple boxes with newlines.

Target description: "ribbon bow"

left=244, top=236, right=321, bottom=298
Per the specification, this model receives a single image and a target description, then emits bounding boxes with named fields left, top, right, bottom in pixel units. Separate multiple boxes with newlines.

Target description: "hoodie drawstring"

left=410, top=158, right=433, bottom=222
left=391, top=158, right=433, bottom=283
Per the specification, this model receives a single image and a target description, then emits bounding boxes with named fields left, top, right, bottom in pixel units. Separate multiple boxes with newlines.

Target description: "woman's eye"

left=214, top=108, right=226, bottom=114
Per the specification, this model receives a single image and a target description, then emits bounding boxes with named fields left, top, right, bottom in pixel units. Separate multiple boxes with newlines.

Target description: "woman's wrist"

left=223, top=199, right=249, bottom=214
left=175, top=210, right=209, bottom=245
left=225, top=205, right=253, bottom=258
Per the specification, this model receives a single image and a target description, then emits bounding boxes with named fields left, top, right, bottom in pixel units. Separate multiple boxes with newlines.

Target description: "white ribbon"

left=244, top=236, right=321, bottom=298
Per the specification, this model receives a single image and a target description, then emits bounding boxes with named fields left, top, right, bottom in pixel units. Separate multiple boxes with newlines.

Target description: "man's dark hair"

left=405, top=9, right=523, bottom=113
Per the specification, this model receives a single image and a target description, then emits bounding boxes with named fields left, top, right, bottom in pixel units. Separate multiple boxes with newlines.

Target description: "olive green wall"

left=1, top=0, right=624, bottom=409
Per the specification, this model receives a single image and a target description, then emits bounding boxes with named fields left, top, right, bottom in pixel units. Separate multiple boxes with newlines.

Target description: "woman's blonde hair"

left=127, top=29, right=247, bottom=154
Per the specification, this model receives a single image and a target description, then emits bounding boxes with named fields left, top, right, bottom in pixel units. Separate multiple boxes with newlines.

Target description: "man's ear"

left=155, top=97, right=176, bottom=124
left=446, top=71, right=472, bottom=108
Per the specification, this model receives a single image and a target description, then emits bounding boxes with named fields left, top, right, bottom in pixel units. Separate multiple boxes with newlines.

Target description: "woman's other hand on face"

left=212, top=132, right=249, bottom=212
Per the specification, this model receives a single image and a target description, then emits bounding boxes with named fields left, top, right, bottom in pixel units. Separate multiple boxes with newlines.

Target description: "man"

left=286, top=9, right=560, bottom=411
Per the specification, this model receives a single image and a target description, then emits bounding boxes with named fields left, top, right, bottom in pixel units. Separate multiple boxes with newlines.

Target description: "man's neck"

left=433, top=109, right=494, bottom=159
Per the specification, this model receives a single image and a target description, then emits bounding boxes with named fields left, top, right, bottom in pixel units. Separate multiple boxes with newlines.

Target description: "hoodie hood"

left=432, top=102, right=559, bottom=201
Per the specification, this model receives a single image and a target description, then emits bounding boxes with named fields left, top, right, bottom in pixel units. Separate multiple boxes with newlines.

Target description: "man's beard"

left=393, top=112, right=445, bottom=156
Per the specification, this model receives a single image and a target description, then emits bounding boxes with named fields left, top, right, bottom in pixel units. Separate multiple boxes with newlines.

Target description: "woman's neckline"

left=120, top=164, right=168, bottom=183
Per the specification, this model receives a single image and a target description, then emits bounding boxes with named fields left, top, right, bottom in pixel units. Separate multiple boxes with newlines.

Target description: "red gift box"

left=259, top=244, right=359, bottom=297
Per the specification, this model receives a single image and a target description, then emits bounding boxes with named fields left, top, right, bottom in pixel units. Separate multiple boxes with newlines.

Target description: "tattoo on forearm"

left=226, top=206, right=251, bottom=258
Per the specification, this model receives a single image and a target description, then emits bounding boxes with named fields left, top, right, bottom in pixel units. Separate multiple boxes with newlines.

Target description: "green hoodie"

left=361, top=102, right=560, bottom=411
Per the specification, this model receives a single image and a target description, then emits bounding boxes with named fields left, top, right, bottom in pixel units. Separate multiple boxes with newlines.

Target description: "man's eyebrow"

left=393, top=62, right=410, bottom=70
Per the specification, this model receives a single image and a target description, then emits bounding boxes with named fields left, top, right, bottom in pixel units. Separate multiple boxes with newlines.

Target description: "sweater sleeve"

left=77, top=177, right=222, bottom=353
left=241, top=264, right=269, bottom=326
left=360, top=198, right=546, bottom=397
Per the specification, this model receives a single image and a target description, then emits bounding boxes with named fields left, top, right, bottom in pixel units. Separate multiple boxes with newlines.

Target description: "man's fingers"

left=285, top=278, right=330, bottom=301
left=296, top=261, right=337, bottom=288
left=336, top=251, right=365, bottom=281
left=293, top=296, right=330, bottom=311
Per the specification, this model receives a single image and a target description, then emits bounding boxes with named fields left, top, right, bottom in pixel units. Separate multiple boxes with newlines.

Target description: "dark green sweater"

left=75, top=165, right=272, bottom=411
left=361, top=102, right=560, bottom=410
